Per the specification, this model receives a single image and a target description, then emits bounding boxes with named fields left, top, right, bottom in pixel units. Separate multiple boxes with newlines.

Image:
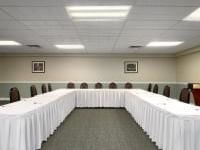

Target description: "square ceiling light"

left=0, top=41, right=21, bottom=46
left=65, top=6, right=132, bottom=21
left=146, top=41, right=184, bottom=47
left=55, top=44, right=85, bottom=49
left=183, top=7, right=200, bottom=21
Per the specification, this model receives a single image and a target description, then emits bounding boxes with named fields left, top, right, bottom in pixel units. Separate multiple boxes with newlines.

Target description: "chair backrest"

left=41, top=84, right=47, bottom=93
left=109, top=82, right=117, bottom=89
left=124, top=82, right=133, bottom=89
left=67, top=82, right=75, bottom=89
left=30, top=85, right=37, bottom=97
left=147, top=83, right=152, bottom=92
left=179, top=88, right=190, bottom=103
left=80, top=82, right=88, bottom=89
left=9, top=87, right=20, bottom=103
left=163, top=85, right=170, bottom=97
left=95, top=82, right=103, bottom=89
left=153, top=84, right=159, bottom=93
left=48, top=83, right=52, bottom=92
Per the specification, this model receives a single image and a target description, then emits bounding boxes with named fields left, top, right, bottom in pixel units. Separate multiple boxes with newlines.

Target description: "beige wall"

left=0, top=56, right=176, bottom=82
left=176, top=51, right=200, bottom=82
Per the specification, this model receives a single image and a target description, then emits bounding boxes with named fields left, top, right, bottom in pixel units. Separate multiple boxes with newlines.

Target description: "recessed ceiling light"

left=183, top=8, right=200, bottom=21
left=65, top=6, right=131, bottom=21
left=55, top=44, right=85, bottom=49
left=73, top=18, right=125, bottom=22
left=0, top=41, right=21, bottom=46
left=146, top=41, right=184, bottom=47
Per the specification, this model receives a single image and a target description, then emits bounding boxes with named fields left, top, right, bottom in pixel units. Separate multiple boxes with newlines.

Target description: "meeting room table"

left=125, top=89, right=200, bottom=150
left=1, top=88, right=200, bottom=150
left=0, top=89, right=76, bottom=150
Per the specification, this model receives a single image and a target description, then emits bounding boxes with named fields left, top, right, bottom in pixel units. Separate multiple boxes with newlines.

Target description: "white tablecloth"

left=76, top=89, right=125, bottom=107
left=0, top=89, right=76, bottom=150
left=1, top=89, right=200, bottom=150
left=125, top=89, right=200, bottom=150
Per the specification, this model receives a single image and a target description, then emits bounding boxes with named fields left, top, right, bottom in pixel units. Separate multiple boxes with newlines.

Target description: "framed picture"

left=124, top=61, right=138, bottom=73
left=32, top=61, right=45, bottom=73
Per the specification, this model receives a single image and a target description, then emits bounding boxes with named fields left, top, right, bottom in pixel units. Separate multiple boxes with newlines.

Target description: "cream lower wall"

left=177, top=51, right=200, bottom=82
left=0, top=56, right=176, bottom=82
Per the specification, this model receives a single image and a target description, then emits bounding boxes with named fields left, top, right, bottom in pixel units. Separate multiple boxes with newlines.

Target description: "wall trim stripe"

left=0, top=81, right=188, bottom=84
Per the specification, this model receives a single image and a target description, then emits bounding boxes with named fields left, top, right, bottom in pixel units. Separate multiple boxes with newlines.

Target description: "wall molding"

left=0, top=81, right=188, bottom=84
left=0, top=53, right=175, bottom=58
left=176, top=45, right=200, bottom=57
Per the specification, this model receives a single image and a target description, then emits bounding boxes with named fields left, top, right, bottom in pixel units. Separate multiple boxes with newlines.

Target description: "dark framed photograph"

left=124, top=61, right=138, bottom=73
left=32, top=61, right=45, bottom=73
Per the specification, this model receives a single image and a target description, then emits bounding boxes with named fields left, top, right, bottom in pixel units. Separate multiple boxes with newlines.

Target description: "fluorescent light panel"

left=67, top=6, right=131, bottom=11
left=66, top=6, right=131, bottom=21
left=0, top=41, right=21, bottom=46
left=183, top=7, right=200, bottom=21
left=69, top=12, right=128, bottom=18
left=55, top=44, right=85, bottom=49
left=147, top=41, right=184, bottom=47
left=73, top=18, right=125, bottom=22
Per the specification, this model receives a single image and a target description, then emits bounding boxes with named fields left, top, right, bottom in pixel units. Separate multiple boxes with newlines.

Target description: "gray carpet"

left=41, top=108, right=158, bottom=150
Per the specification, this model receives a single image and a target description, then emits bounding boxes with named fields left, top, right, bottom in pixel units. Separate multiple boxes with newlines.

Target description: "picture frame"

left=124, top=61, right=138, bottom=73
left=32, top=61, right=45, bottom=73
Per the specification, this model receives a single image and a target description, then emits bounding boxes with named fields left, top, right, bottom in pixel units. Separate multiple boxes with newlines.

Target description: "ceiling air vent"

left=26, top=45, right=41, bottom=48
left=129, top=45, right=143, bottom=49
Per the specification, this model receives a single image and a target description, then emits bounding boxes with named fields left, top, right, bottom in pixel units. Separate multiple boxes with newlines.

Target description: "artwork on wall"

left=124, top=61, right=138, bottom=73
left=32, top=61, right=45, bottom=73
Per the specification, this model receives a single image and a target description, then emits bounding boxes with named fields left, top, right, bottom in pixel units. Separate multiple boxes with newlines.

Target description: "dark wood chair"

left=163, top=85, right=170, bottom=97
left=124, top=82, right=133, bottom=89
left=95, top=82, right=103, bottom=89
left=80, top=82, right=88, bottom=89
left=48, top=83, right=52, bottom=92
left=41, top=84, right=47, bottom=93
left=67, top=82, right=75, bottom=89
left=153, top=84, right=158, bottom=93
left=147, top=83, right=152, bottom=92
left=30, top=85, right=37, bottom=97
left=109, top=82, right=117, bottom=89
left=9, top=87, right=20, bottom=103
left=179, top=88, right=190, bottom=103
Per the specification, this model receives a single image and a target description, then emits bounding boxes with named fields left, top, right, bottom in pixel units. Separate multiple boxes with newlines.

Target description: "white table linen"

left=1, top=88, right=200, bottom=150
left=76, top=89, right=125, bottom=107
left=0, top=89, right=76, bottom=150
left=125, top=89, right=200, bottom=150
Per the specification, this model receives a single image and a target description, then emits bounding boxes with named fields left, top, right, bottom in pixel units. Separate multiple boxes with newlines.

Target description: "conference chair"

left=147, top=83, right=152, bottom=92
left=163, top=85, right=170, bottom=97
left=124, top=82, right=133, bottom=89
left=30, top=85, right=37, bottom=97
left=80, top=82, right=88, bottom=89
left=9, top=87, right=21, bottom=103
left=48, top=83, right=52, bottom=92
left=41, top=84, right=47, bottom=93
left=95, top=82, right=103, bottom=89
left=153, top=84, right=159, bottom=93
left=109, top=82, right=117, bottom=89
left=179, top=88, right=190, bottom=103
left=67, top=82, right=75, bottom=89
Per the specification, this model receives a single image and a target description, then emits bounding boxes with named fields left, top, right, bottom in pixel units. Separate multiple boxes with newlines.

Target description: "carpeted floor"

left=41, top=108, right=158, bottom=150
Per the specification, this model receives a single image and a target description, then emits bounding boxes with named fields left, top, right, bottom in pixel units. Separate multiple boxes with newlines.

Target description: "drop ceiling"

left=0, top=0, right=200, bottom=54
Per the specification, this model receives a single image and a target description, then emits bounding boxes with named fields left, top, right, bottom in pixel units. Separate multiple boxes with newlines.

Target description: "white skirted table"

left=76, top=89, right=125, bottom=107
left=0, top=89, right=76, bottom=150
left=125, top=89, right=200, bottom=150
left=1, top=89, right=200, bottom=150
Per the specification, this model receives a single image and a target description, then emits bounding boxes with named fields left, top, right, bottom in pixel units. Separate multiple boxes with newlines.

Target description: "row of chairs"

left=147, top=83, right=190, bottom=103
left=147, top=83, right=170, bottom=97
left=67, top=82, right=133, bottom=89
left=9, top=83, right=191, bottom=104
